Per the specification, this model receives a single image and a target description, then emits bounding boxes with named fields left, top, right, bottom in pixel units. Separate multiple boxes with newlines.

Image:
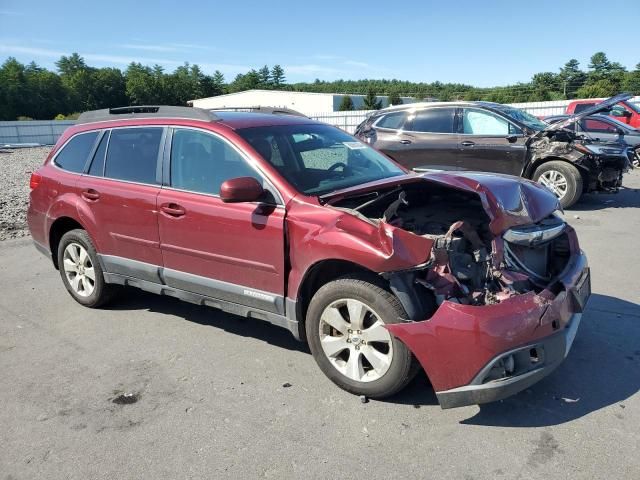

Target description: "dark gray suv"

left=355, top=94, right=632, bottom=207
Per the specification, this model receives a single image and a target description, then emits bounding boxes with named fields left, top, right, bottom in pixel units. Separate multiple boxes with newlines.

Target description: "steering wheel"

left=327, top=162, right=349, bottom=172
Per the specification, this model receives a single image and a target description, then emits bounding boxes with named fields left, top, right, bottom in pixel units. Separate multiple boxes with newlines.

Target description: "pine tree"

left=363, top=89, right=382, bottom=110
left=258, top=65, right=271, bottom=88
left=338, top=95, right=354, bottom=111
left=271, top=65, right=285, bottom=88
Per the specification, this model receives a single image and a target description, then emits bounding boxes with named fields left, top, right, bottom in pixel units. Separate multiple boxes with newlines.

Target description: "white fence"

left=4, top=96, right=640, bottom=145
left=0, top=120, right=76, bottom=146
left=308, top=110, right=375, bottom=133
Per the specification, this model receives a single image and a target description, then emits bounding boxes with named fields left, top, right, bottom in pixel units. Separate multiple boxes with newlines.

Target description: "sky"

left=1, top=0, right=639, bottom=87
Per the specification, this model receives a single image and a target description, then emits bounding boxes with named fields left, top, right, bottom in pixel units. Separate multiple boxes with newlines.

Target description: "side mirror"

left=220, top=177, right=264, bottom=203
left=506, top=134, right=519, bottom=143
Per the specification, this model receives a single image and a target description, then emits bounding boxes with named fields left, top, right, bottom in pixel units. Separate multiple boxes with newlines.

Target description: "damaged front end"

left=327, top=172, right=590, bottom=408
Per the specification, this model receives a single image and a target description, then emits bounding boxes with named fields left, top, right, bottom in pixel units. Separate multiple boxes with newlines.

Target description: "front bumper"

left=386, top=252, right=590, bottom=409
left=436, top=312, right=581, bottom=409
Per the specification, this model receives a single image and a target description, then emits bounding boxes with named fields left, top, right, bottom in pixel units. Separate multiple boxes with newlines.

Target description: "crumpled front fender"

left=386, top=251, right=588, bottom=393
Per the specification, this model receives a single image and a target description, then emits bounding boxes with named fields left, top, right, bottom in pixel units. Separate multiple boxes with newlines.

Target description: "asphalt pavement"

left=1, top=173, right=639, bottom=479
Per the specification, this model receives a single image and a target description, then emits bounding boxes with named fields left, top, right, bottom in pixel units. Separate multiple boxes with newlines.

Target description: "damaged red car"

left=28, top=106, right=590, bottom=409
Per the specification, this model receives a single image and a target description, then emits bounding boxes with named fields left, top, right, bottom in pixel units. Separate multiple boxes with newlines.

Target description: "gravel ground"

left=0, top=147, right=51, bottom=241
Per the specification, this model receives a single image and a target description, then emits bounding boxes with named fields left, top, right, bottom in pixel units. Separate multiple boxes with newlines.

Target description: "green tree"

left=125, top=63, right=164, bottom=104
left=559, top=59, right=586, bottom=98
left=92, top=67, right=127, bottom=108
left=362, top=90, right=382, bottom=110
left=576, top=78, right=618, bottom=98
left=338, top=95, right=354, bottom=111
left=387, top=90, right=402, bottom=106
left=0, top=58, right=28, bottom=120
left=258, top=65, right=271, bottom=88
left=270, top=65, right=285, bottom=88
left=228, top=70, right=261, bottom=92
left=623, top=63, right=640, bottom=95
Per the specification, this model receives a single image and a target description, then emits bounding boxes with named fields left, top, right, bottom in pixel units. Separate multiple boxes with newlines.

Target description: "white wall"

left=191, top=90, right=335, bottom=115
left=190, top=90, right=418, bottom=115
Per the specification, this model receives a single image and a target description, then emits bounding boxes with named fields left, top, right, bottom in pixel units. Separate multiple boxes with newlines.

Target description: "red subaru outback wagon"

left=28, top=106, right=590, bottom=408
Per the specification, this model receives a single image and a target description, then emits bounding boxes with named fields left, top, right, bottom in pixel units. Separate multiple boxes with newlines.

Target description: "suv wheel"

left=306, top=275, right=416, bottom=398
left=533, top=161, right=583, bottom=208
left=57, top=229, right=115, bottom=308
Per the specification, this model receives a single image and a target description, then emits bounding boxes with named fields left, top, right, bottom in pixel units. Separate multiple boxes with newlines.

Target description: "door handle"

left=461, top=141, right=475, bottom=147
left=399, top=139, right=412, bottom=145
left=160, top=203, right=186, bottom=217
left=81, top=188, right=100, bottom=201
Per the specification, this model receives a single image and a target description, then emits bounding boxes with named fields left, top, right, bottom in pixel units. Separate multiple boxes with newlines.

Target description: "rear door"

left=389, top=107, right=459, bottom=171
left=458, top=107, right=527, bottom=176
left=80, top=127, right=165, bottom=279
left=156, top=127, right=286, bottom=315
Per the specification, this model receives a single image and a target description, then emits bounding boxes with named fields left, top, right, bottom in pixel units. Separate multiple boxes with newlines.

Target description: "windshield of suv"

left=237, top=124, right=405, bottom=195
left=490, top=105, right=548, bottom=132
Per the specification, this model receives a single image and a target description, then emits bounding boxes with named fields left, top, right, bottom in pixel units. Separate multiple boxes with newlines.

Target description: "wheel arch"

left=48, top=217, right=87, bottom=269
left=525, top=156, right=589, bottom=187
left=294, top=259, right=383, bottom=341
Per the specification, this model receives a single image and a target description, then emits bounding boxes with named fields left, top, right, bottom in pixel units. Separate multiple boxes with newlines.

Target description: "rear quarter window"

left=54, top=131, right=99, bottom=173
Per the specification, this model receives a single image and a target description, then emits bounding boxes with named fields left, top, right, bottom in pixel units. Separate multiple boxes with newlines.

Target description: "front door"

left=457, top=108, right=527, bottom=176
left=157, top=127, right=286, bottom=314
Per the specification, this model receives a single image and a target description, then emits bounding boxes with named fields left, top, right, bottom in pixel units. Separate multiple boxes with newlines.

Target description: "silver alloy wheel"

left=539, top=170, right=569, bottom=199
left=62, top=242, right=96, bottom=297
left=318, top=298, right=393, bottom=383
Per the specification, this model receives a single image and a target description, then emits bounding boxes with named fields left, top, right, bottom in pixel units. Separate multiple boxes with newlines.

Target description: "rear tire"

left=306, top=274, right=417, bottom=399
left=533, top=161, right=583, bottom=208
left=57, top=229, right=116, bottom=308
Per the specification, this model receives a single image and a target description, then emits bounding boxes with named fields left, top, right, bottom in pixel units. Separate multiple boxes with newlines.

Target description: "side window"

left=54, top=131, right=99, bottom=173
left=463, top=109, right=509, bottom=135
left=573, top=103, right=596, bottom=114
left=104, top=128, right=163, bottom=184
left=409, top=108, right=455, bottom=133
left=582, top=118, right=617, bottom=133
left=376, top=112, right=407, bottom=130
left=170, top=128, right=262, bottom=195
left=88, top=130, right=109, bottom=176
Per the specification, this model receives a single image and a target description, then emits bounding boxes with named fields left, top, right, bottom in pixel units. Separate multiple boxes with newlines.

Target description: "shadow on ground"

left=108, top=289, right=639, bottom=425
left=108, top=288, right=309, bottom=354
left=567, top=184, right=640, bottom=211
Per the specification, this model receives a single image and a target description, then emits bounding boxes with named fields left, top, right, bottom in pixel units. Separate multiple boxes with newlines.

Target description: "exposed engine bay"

left=333, top=183, right=572, bottom=310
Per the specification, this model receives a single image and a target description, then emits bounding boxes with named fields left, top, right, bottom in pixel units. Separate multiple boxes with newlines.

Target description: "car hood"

left=321, top=172, right=560, bottom=235
left=543, top=92, right=634, bottom=134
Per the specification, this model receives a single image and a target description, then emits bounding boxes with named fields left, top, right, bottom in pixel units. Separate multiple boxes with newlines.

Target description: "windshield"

left=237, top=124, right=405, bottom=195
left=490, top=104, right=548, bottom=131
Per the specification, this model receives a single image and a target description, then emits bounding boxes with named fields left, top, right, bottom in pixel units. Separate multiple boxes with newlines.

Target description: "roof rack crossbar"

left=77, top=105, right=217, bottom=124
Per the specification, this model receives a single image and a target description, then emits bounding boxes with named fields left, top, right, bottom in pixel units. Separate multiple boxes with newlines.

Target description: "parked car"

left=355, top=93, right=633, bottom=208
left=28, top=105, right=590, bottom=409
left=545, top=113, right=640, bottom=166
left=566, top=97, right=640, bottom=129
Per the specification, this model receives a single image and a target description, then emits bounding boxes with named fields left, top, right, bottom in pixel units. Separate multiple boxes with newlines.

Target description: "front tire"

left=533, top=161, right=583, bottom=208
left=306, top=275, right=416, bottom=399
left=57, top=229, right=115, bottom=308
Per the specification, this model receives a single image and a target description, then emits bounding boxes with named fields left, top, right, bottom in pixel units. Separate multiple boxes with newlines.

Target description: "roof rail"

left=77, top=105, right=217, bottom=124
